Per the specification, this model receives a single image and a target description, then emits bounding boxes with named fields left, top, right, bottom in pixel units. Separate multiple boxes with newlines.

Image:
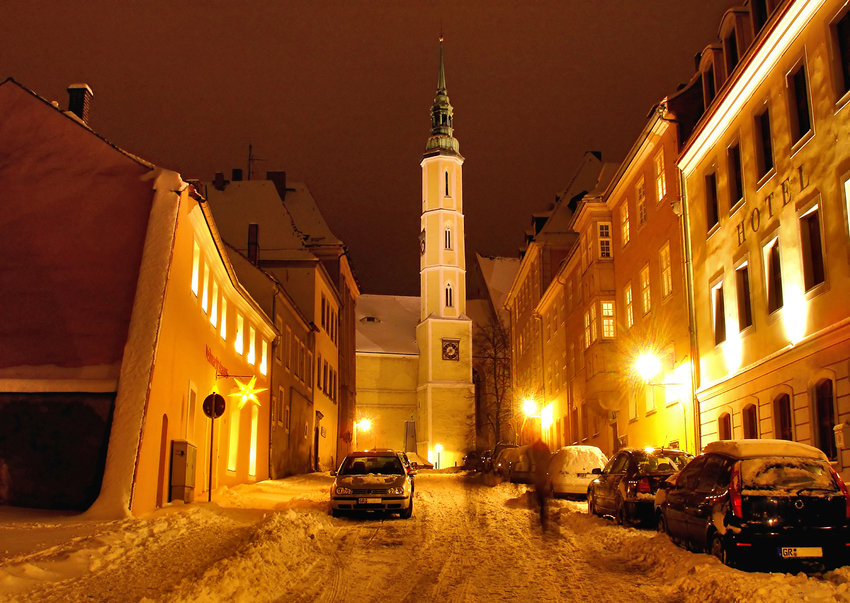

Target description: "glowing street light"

left=354, top=418, right=371, bottom=450
left=434, top=443, right=443, bottom=469
left=634, top=352, right=662, bottom=382
left=522, top=397, right=538, bottom=417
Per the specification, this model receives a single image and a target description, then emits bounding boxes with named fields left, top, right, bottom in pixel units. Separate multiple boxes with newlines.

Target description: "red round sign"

left=202, top=393, right=226, bottom=419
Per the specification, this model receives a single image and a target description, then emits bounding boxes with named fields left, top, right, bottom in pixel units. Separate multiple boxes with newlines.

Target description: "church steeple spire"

left=426, top=35, right=460, bottom=156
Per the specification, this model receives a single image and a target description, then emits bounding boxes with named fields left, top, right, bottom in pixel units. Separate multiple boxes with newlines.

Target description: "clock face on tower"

left=442, top=339, right=460, bottom=361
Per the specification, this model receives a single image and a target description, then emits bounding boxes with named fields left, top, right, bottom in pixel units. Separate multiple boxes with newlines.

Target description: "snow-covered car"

left=492, top=443, right=518, bottom=478
left=587, top=447, right=691, bottom=526
left=330, top=451, right=415, bottom=518
left=548, top=445, right=608, bottom=498
left=655, top=439, right=850, bottom=569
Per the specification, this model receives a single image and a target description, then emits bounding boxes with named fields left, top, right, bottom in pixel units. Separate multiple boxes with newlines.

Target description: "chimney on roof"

left=212, top=172, right=229, bottom=191
left=248, top=224, right=259, bottom=264
left=232, top=168, right=243, bottom=181
left=67, top=83, right=93, bottom=124
left=266, top=171, right=288, bottom=200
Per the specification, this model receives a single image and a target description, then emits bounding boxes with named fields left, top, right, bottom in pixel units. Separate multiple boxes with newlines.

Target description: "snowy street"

left=3, top=470, right=850, bottom=602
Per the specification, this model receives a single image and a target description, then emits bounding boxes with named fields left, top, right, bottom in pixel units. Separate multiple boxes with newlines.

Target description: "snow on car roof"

left=702, top=439, right=829, bottom=460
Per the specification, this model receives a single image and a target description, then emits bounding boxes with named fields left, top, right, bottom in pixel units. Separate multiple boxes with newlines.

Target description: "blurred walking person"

left=529, top=439, right=551, bottom=529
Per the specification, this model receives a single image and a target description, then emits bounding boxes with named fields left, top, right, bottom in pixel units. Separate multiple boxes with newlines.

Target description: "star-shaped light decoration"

left=228, top=376, right=267, bottom=409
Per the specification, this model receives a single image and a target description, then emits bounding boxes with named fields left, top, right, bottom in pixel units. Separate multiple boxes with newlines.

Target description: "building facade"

left=677, top=0, right=850, bottom=471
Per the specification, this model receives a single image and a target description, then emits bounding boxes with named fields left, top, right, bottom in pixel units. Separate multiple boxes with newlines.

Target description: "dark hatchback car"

left=655, top=439, right=850, bottom=569
left=587, top=447, right=692, bottom=525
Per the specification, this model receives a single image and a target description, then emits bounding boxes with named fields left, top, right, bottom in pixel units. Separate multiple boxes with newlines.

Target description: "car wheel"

left=400, top=498, right=413, bottom=519
left=711, top=533, right=733, bottom=567
left=615, top=499, right=629, bottom=526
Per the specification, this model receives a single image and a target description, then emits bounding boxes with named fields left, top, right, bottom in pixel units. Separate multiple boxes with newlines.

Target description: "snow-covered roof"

left=283, top=183, right=343, bottom=248
left=475, top=254, right=520, bottom=319
left=201, top=180, right=320, bottom=261
left=356, top=294, right=420, bottom=355
left=703, top=439, right=829, bottom=461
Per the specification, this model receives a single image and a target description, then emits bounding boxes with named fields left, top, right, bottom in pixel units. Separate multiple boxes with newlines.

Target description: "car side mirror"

left=408, top=469, right=418, bottom=476
left=592, top=467, right=602, bottom=475
left=329, top=470, right=337, bottom=477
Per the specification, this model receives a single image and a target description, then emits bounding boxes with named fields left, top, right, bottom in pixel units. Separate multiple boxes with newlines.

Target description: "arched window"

left=445, top=171, right=450, bottom=197
left=445, top=283, right=453, bottom=308
left=444, top=226, right=452, bottom=249
left=718, top=412, right=732, bottom=440
left=815, top=379, right=837, bottom=459
left=774, top=394, right=793, bottom=440
left=742, top=404, right=758, bottom=439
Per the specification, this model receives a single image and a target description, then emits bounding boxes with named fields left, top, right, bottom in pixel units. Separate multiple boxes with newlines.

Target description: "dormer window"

left=703, top=63, right=716, bottom=108
left=724, top=29, right=739, bottom=74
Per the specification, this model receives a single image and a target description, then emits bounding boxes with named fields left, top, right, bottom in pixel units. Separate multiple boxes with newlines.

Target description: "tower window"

left=445, top=171, right=450, bottom=197
left=444, top=226, right=452, bottom=249
left=445, top=283, right=453, bottom=308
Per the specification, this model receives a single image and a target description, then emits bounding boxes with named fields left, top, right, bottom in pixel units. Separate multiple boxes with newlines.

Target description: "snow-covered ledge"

left=84, top=169, right=184, bottom=519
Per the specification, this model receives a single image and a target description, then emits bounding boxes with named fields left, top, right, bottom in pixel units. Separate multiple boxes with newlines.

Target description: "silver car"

left=330, top=451, right=414, bottom=518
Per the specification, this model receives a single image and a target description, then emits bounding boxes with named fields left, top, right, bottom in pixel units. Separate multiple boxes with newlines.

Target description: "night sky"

left=2, top=1, right=738, bottom=296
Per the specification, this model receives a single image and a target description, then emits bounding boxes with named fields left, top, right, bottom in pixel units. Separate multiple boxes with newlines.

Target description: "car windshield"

left=740, top=457, right=839, bottom=493
left=340, top=456, right=405, bottom=475
left=634, top=451, right=691, bottom=474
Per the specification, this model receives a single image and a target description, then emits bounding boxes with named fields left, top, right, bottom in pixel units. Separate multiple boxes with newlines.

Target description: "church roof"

left=475, top=254, right=520, bottom=323
left=356, top=294, right=420, bottom=355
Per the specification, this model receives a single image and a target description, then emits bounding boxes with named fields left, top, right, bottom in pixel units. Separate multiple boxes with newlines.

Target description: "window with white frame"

left=654, top=151, right=666, bottom=201
left=640, top=264, right=651, bottom=314
left=601, top=301, right=615, bottom=338
left=637, top=178, right=647, bottom=225
left=621, top=203, right=630, bottom=246
left=624, top=283, right=634, bottom=328
left=660, top=243, right=672, bottom=298
left=598, top=222, right=612, bottom=258
left=583, top=311, right=591, bottom=349
left=590, top=303, right=598, bottom=343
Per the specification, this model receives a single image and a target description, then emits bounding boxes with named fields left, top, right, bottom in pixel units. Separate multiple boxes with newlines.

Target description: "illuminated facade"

left=677, top=0, right=850, bottom=470
left=0, top=78, right=275, bottom=515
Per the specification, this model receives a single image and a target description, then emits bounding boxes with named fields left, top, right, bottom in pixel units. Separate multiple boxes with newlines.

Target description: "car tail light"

left=829, top=465, right=850, bottom=519
left=729, top=461, right=743, bottom=518
left=637, top=477, right=651, bottom=494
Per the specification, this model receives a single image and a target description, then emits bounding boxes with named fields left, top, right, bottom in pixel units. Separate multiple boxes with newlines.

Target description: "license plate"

left=780, top=547, right=822, bottom=558
left=358, top=497, right=381, bottom=504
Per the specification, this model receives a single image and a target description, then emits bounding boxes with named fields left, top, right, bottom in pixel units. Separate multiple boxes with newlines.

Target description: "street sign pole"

left=202, top=393, right=226, bottom=503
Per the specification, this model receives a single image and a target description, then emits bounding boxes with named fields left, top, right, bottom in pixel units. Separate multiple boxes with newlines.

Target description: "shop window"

left=249, top=405, right=259, bottom=476
left=220, top=297, right=227, bottom=340
left=800, top=205, right=825, bottom=291
left=227, top=405, right=240, bottom=472
left=774, top=393, right=793, bottom=440
left=210, top=281, right=219, bottom=327
left=706, top=172, right=719, bottom=230
left=248, top=326, right=256, bottom=365
left=736, top=262, right=753, bottom=330
left=235, top=314, right=244, bottom=355
left=815, top=379, right=837, bottom=460
left=742, top=404, right=758, bottom=439
left=763, top=235, right=784, bottom=313
left=718, top=413, right=732, bottom=440
left=728, top=143, right=744, bottom=209
left=754, top=107, right=774, bottom=179
left=788, top=63, right=812, bottom=145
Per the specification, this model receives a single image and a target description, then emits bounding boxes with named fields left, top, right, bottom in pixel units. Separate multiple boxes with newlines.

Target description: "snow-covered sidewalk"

left=1, top=471, right=850, bottom=602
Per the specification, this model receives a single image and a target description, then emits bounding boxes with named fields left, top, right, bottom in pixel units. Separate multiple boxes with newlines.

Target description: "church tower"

left=415, top=37, right=474, bottom=469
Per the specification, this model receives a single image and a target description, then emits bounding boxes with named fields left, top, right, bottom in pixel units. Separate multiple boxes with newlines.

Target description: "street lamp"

left=354, top=418, right=371, bottom=450
left=633, top=352, right=690, bottom=452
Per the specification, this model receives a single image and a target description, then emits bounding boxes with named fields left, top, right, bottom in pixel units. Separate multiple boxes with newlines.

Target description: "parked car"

left=504, top=445, right=535, bottom=483
left=462, top=450, right=488, bottom=472
left=655, top=439, right=850, bottom=569
left=548, top=445, right=609, bottom=499
left=329, top=450, right=415, bottom=518
left=492, top=443, right=518, bottom=477
left=587, top=447, right=692, bottom=525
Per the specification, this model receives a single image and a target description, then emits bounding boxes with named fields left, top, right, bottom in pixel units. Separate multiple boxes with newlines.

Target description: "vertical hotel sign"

left=205, top=345, right=229, bottom=376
